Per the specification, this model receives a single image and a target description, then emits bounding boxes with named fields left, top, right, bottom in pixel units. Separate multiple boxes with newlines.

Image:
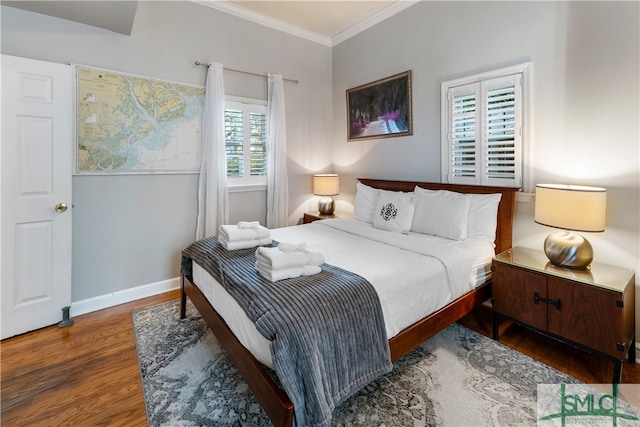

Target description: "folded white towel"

left=219, top=224, right=271, bottom=242
left=219, top=235, right=272, bottom=250
left=255, top=258, right=278, bottom=272
left=302, top=250, right=325, bottom=266
left=256, top=264, right=321, bottom=282
left=255, top=247, right=325, bottom=269
left=278, top=242, right=307, bottom=252
left=255, top=256, right=323, bottom=273
left=237, top=220, right=260, bottom=229
left=255, top=247, right=308, bottom=269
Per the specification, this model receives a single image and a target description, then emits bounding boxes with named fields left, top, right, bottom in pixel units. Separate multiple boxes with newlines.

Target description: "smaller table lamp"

left=313, top=174, right=339, bottom=215
left=534, top=184, right=606, bottom=269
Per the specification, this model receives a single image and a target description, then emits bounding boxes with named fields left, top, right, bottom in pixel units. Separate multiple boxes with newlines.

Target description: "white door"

left=1, top=55, right=73, bottom=339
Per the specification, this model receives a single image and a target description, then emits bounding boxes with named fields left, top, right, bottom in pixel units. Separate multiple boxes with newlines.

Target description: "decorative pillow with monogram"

left=372, top=189, right=415, bottom=234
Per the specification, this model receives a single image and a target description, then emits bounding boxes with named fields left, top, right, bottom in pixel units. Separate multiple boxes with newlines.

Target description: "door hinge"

left=617, top=342, right=625, bottom=353
left=616, top=300, right=624, bottom=308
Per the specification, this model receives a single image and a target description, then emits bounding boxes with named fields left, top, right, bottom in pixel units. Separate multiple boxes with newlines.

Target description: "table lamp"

left=534, top=184, right=606, bottom=269
left=313, top=174, right=339, bottom=215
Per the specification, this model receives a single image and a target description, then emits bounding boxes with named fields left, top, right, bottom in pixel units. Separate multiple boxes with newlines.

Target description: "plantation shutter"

left=446, top=74, right=522, bottom=187
left=448, top=83, right=478, bottom=184
left=225, top=109, right=244, bottom=177
left=483, top=75, right=521, bottom=187
left=249, top=111, right=267, bottom=176
left=225, top=99, right=268, bottom=185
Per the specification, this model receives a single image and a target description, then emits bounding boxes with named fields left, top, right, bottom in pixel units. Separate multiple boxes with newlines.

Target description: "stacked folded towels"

left=219, top=221, right=272, bottom=250
left=255, top=242, right=325, bottom=282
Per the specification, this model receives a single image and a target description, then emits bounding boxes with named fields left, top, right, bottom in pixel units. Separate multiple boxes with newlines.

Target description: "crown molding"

left=194, top=0, right=332, bottom=47
left=332, top=1, right=419, bottom=46
left=195, top=0, right=419, bottom=47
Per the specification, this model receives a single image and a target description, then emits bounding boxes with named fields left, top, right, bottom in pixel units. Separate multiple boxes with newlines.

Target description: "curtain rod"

left=194, top=61, right=299, bottom=84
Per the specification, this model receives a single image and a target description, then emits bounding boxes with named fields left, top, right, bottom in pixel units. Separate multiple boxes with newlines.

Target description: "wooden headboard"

left=358, top=178, right=518, bottom=254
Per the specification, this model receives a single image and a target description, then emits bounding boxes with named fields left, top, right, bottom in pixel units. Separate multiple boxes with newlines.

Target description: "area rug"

left=133, top=299, right=580, bottom=426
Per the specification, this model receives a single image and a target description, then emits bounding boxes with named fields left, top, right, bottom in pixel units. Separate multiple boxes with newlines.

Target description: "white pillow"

left=372, top=190, right=415, bottom=234
left=467, top=193, right=502, bottom=243
left=413, top=185, right=436, bottom=196
left=412, top=190, right=471, bottom=240
left=353, top=182, right=380, bottom=223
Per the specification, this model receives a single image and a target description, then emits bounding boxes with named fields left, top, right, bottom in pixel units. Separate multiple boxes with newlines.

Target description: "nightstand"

left=303, top=212, right=339, bottom=224
left=491, top=246, right=635, bottom=383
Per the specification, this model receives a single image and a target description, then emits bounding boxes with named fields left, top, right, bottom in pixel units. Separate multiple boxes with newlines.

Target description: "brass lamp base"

left=317, top=197, right=335, bottom=215
left=543, top=230, right=593, bottom=269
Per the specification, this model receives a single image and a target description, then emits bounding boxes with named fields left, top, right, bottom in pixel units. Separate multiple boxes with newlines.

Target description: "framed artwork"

left=346, top=70, right=412, bottom=141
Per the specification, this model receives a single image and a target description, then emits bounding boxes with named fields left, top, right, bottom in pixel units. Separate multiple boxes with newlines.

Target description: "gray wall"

left=1, top=1, right=332, bottom=301
left=332, top=2, right=640, bottom=332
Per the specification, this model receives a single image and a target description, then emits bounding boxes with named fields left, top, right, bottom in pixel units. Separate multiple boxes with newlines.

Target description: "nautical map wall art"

left=346, top=70, right=413, bottom=142
left=75, top=65, right=204, bottom=174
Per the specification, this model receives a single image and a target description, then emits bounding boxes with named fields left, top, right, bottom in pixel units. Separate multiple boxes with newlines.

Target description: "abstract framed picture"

left=346, top=70, right=413, bottom=141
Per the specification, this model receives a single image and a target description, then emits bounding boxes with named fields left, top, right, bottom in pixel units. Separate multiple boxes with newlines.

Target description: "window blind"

left=450, top=89, right=477, bottom=180
left=485, top=83, right=517, bottom=183
left=446, top=74, right=522, bottom=187
left=225, top=109, right=244, bottom=177
left=249, top=111, right=267, bottom=176
left=225, top=100, right=267, bottom=185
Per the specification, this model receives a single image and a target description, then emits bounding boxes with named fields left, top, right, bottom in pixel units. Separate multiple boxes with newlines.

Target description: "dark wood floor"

left=2, top=290, right=638, bottom=426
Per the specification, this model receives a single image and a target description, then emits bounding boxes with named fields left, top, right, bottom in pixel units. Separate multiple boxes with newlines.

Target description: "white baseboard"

left=70, top=277, right=180, bottom=317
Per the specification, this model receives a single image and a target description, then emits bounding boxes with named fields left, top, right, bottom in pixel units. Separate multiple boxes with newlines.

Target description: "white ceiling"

left=199, top=0, right=417, bottom=46
left=2, top=0, right=417, bottom=46
left=233, top=1, right=396, bottom=36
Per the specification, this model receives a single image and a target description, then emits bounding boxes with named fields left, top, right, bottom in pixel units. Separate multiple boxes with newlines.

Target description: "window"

left=441, top=63, right=531, bottom=191
left=225, top=97, right=267, bottom=186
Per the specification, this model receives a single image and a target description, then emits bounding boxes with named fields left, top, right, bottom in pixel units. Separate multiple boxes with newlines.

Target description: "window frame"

left=225, top=96, right=268, bottom=189
left=440, top=62, right=532, bottom=192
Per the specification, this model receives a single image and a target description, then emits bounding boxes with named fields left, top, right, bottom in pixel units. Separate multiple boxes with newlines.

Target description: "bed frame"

left=180, top=179, right=518, bottom=427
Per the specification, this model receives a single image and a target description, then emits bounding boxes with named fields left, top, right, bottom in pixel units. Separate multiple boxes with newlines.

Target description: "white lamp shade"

left=313, top=174, right=339, bottom=196
left=535, top=184, right=606, bottom=232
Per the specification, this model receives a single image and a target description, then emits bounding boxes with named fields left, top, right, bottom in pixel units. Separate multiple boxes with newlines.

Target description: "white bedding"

left=192, top=218, right=495, bottom=369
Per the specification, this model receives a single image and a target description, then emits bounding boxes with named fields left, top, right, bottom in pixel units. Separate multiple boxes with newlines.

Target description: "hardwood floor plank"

left=1, top=290, right=179, bottom=426
left=1, top=289, right=637, bottom=426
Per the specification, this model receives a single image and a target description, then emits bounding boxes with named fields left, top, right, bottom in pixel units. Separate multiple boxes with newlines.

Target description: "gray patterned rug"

left=132, top=299, right=580, bottom=426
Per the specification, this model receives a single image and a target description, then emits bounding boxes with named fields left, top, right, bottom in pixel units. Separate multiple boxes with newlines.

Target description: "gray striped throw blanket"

left=181, top=237, right=392, bottom=427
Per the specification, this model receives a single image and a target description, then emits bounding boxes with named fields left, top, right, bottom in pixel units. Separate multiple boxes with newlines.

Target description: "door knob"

left=55, top=203, right=68, bottom=213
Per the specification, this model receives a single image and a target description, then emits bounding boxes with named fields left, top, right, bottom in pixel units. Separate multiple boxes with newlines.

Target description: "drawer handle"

left=533, top=293, right=561, bottom=311
left=548, top=298, right=561, bottom=311
left=534, top=292, right=542, bottom=304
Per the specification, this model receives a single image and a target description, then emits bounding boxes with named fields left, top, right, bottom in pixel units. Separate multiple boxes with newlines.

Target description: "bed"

left=180, top=178, right=517, bottom=427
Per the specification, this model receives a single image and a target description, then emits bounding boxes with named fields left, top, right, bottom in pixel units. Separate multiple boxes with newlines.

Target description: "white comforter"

left=193, top=218, right=495, bottom=368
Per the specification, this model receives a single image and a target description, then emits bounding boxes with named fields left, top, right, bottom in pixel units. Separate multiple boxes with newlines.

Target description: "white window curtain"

left=266, top=73, right=289, bottom=228
left=196, top=62, right=228, bottom=240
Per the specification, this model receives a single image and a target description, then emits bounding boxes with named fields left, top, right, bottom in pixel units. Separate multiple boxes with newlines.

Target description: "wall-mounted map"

left=75, top=65, right=204, bottom=174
